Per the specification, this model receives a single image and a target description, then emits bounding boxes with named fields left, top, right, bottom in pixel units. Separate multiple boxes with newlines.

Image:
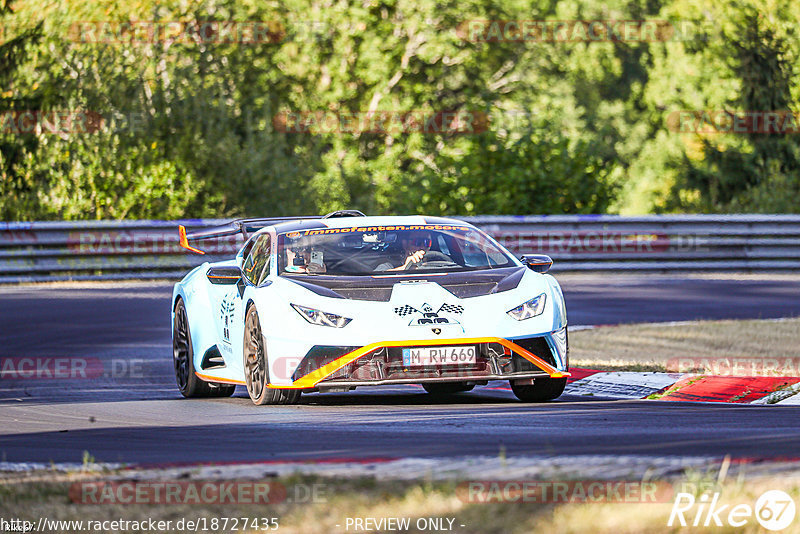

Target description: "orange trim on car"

left=179, top=225, right=205, bottom=255
left=195, top=372, right=245, bottom=385
left=267, top=337, right=569, bottom=389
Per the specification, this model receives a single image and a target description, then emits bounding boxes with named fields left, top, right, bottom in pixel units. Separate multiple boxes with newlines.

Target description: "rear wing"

left=178, top=217, right=316, bottom=255
left=177, top=211, right=365, bottom=254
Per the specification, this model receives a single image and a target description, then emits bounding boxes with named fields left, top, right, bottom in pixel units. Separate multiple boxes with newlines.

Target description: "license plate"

left=402, top=346, right=477, bottom=367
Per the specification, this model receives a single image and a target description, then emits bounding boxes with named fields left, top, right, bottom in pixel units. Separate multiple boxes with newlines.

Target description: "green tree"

left=0, top=0, right=43, bottom=219
left=680, top=7, right=800, bottom=211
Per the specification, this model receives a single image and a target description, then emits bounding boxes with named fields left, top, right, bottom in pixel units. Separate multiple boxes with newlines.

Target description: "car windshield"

left=276, top=224, right=516, bottom=276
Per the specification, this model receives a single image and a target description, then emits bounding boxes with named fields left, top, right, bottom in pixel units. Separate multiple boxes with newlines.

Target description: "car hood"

left=255, top=267, right=565, bottom=347
left=282, top=266, right=527, bottom=301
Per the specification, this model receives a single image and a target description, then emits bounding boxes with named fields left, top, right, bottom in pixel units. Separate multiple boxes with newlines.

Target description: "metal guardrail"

left=1, top=215, right=799, bottom=282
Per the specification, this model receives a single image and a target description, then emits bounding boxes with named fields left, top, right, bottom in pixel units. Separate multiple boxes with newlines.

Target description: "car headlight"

left=291, top=304, right=352, bottom=328
left=507, top=293, right=547, bottom=321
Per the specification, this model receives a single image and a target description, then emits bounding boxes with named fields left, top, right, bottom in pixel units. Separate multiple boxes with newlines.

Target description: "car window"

left=242, top=234, right=271, bottom=285
left=436, top=234, right=451, bottom=256
left=277, top=224, right=515, bottom=276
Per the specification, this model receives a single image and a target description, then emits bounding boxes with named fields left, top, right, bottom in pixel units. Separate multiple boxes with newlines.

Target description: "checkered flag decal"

left=438, top=304, right=464, bottom=315
left=393, top=305, right=418, bottom=317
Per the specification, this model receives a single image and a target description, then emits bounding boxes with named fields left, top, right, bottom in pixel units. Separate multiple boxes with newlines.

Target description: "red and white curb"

left=751, top=382, right=800, bottom=405
left=567, top=319, right=800, bottom=404
left=565, top=368, right=800, bottom=405
left=564, top=371, right=684, bottom=399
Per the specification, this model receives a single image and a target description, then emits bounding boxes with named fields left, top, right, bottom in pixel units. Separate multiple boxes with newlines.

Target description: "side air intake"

left=201, top=346, right=226, bottom=370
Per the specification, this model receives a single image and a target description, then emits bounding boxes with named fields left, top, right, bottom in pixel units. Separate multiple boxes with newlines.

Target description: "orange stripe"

left=195, top=372, right=246, bottom=385
left=503, top=339, right=569, bottom=379
left=268, top=337, right=569, bottom=389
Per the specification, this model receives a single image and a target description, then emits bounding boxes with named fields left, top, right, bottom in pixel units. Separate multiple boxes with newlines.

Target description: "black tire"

left=243, top=303, right=300, bottom=405
left=422, top=382, right=475, bottom=396
left=510, top=377, right=567, bottom=402
left=173, top=298, right=236, bottom=398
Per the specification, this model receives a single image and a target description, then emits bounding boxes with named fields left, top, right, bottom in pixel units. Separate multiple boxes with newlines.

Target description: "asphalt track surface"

left=1, top=275, right=799, bottom=465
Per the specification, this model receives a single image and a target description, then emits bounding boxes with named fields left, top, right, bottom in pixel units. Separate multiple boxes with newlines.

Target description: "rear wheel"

left=422, top=382, right=475, bottom=396
left=243, top=304, right=300, bottom=405
left=510, top=377, right=567, bottom=402
left=173, top=298, right=235, bottom=398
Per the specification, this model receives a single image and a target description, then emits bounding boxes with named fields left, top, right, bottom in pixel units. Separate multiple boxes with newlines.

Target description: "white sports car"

left=172, top=211, right=569, bottom=404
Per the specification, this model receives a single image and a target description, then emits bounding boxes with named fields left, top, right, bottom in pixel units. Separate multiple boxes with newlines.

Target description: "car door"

left=224, top=232, right=272, bottom=373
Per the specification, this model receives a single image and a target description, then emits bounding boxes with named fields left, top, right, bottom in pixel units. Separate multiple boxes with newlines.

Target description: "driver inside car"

left=375, top=231, right=433, bottom=271
left=284, top=241, right=326, bottom=274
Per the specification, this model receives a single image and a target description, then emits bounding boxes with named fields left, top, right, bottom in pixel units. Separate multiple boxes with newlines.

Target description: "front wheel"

left=173, top=298, right=235, bottom=398
left=243, top=304, right=300, bottom=405
left=510, top=377, right=567, bottom=402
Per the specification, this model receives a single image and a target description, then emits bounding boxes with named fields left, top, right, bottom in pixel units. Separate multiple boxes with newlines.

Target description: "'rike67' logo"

left=669, top=490, right=796, bottom=530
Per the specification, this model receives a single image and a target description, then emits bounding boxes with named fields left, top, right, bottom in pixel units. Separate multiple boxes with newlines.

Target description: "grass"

left=2, top=469, right=800, bottom=533
left=645, top=376, right=702, bottom=400
left=569, top=317, right=800, bottom=373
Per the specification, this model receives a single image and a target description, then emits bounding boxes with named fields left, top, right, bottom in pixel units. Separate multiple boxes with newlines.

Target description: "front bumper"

left=268, top=335, right=570, bottom=390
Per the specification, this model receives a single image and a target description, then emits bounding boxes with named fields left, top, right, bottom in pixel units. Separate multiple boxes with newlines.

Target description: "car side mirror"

left=206, top=266, right=243, bottom=285
left=520, top=254, right=553, bottom=273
